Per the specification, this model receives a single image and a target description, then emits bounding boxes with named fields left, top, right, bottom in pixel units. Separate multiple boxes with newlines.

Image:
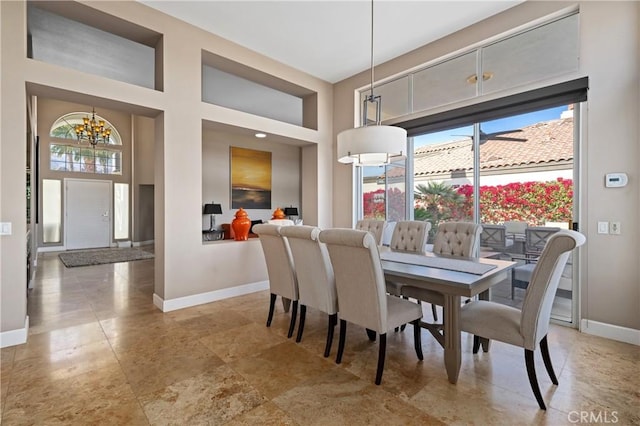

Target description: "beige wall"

left=333, top=1, right=639, bottom=331
left=1, top=0, right=333, bottom=338
left=133, top=115, right=155, bottom=243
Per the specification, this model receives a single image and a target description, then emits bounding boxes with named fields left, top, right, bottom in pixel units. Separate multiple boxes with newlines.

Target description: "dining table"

left=379, top=247, right=516, bottom=384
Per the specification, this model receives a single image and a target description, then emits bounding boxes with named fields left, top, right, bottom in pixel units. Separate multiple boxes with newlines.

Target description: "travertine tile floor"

left=1, top=251, right=638, bottom=425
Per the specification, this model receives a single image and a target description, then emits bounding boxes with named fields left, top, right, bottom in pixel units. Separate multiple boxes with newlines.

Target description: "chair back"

left=504, top=221, right=528, bottom=236
left=268, top=219, right=295, bottom=226
left=481, top=224, right=508, bottom=250
left=280, top=225, right=337, bottom=315
left=525, top=226, right=560, bottom=256
left=355, top=219, right=386, bottom=245
left=253, top=224, right=298, bottom=300
left=520, top=230, right=585, bottom=349
left=319, top=228, right=387, bottom=333
left=389, top=220, right=430, bottom=254
left=432, top=222, right=482, bottom=257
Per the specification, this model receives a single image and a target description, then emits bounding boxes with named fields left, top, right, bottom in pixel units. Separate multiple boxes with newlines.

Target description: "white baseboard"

left=38, top=245, right=66, bottom=253
left=153, top=280, right=269, bottom=312
left=580, top=319, right=640, bottom=346
left=0, top=316, right=29, bottom=348
left=133, top=240, right=154, bottom=247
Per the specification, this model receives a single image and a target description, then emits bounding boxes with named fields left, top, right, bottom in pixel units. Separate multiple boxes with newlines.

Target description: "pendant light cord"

left=369, top=0, right=374, bottom=99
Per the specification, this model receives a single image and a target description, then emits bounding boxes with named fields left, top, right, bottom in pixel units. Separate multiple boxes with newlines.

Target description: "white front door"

left=65, top=179, right=111, bottom=250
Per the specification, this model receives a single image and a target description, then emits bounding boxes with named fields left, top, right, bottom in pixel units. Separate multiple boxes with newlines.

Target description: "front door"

left=65, top=179, right=111, bottom=250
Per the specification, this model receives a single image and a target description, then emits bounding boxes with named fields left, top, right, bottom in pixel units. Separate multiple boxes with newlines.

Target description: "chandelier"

left=75, top=108, right=111, bottom=146
left=336, top=0, right=406, bottom=167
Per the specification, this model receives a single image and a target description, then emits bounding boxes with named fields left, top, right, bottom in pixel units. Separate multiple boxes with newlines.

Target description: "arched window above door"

left=48, top=112, right=123, bottom=175
left=49, top=112, right=122, bottom=145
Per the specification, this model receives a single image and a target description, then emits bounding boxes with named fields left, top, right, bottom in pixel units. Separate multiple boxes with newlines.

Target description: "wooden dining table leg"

left=444, top=294, right=461, bottom=384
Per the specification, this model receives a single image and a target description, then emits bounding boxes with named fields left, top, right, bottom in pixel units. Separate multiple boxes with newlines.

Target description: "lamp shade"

left=284, top=207, right=298, bottom=216
left=337, top=125, right=407, bottom=166
left=203, top=203, right=222, bottom=215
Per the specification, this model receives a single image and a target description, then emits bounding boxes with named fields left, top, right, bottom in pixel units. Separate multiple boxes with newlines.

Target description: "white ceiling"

left=139, top=1, right=524, bottom=83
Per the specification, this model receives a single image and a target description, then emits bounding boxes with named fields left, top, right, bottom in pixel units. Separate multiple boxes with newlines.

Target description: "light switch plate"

left=0, top=222, right=12, bottom=235
left=597, top=221, right=609, bottom=234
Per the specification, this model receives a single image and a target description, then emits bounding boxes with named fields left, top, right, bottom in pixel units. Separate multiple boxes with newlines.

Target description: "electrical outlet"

left=610, top=221, right=621, bottom=235
left=597, top=221, right=609, bottom=234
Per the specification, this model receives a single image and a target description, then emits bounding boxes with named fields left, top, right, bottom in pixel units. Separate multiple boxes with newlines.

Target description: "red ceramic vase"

left=232, top=208, right=251, bottom=241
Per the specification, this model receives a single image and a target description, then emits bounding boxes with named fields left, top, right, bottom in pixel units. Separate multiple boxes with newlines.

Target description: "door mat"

left=58, top=247, right=154, bottom=268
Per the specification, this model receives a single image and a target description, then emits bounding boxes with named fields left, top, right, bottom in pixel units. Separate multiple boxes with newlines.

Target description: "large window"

left=114, top=183, right=129, bottom=240
left=360, top=161, right=406, bottom=222
left=49, top=112, right=122, bottom=175
left=42, top=179, right=61, bottom=243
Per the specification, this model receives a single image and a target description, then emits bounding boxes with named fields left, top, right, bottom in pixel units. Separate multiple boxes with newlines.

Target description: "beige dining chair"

left=402, top=221, right=482, bottom=323
left=355, top=219, right=386, bottom=245
left=318, top=228, right=424, bottom=385
left=384, top=220, right=435, bottom=323
left=280, top=225, right=338, bottom=357
left=253, top=223, right=299, bottom=338
left=460, top=230, right=585, bottom=410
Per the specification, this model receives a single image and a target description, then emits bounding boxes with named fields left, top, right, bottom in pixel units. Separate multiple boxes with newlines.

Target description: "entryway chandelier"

left=337, top=0, right=407, bottom=167
left=75, top=108, right=112, bottom=146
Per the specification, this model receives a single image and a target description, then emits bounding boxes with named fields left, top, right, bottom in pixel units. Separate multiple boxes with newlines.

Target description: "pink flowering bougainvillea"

left=363, top=187, right=405, bottom=221
left=459, top=178, right=573, bottom=225
left=364, top=178, right=573, bottom=227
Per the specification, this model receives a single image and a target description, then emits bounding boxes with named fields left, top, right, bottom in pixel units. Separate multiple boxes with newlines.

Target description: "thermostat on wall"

left=605, top=173, right=628, bottom=187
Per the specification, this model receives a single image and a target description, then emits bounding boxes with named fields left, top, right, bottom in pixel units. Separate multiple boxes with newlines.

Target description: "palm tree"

left=414, top=182, right=466, bottom=241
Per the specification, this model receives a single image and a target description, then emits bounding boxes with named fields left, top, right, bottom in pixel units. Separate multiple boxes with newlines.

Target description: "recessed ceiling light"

left=255, top=133, right=267, bottom=138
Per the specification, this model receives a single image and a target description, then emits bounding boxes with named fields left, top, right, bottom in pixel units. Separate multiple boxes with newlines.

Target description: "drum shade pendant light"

left=337, top=0, right=406, bottom=167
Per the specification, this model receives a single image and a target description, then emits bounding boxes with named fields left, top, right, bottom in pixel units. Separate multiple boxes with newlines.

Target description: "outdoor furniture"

left=511, top=226, right=561, bottom=298
left=460, top=230, right=586, bottom=410
left=523, top=226, right=561, bottom=258
left=480, top=224, right=514, bottom=253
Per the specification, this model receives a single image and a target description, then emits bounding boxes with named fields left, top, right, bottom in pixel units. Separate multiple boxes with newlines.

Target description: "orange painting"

left=230, top=147, right=272, bottom=209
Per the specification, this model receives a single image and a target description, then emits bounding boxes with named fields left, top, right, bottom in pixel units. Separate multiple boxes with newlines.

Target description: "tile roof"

left=413, top=117, right=573, bottom=177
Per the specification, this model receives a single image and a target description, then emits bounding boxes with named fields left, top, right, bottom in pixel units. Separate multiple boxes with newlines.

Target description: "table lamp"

left=203, top=203, right=223, bottom=231
left=284, top=207, right=298, bottom=221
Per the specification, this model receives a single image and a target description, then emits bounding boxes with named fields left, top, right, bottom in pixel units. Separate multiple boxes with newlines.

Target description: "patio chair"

left=480, top=224, right=514, bottom=252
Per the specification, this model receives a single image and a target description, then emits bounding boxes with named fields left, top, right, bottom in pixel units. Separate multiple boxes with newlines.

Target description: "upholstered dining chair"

left=253, top=223, right=299, bottom=338
left=355, top=219, right=386, bottom=246
left=460, top=230, right=586, bottom=410
left=318, top=228, right=424, bottom=385
left=401, top=221, right=483, bottom=322
left=280, top=225, right=338, bottom=357
left=384, top=221, right=435, bottom=322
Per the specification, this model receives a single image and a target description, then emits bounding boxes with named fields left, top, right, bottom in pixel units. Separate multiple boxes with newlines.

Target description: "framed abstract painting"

left=230, top=146, right=272, bottom=209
